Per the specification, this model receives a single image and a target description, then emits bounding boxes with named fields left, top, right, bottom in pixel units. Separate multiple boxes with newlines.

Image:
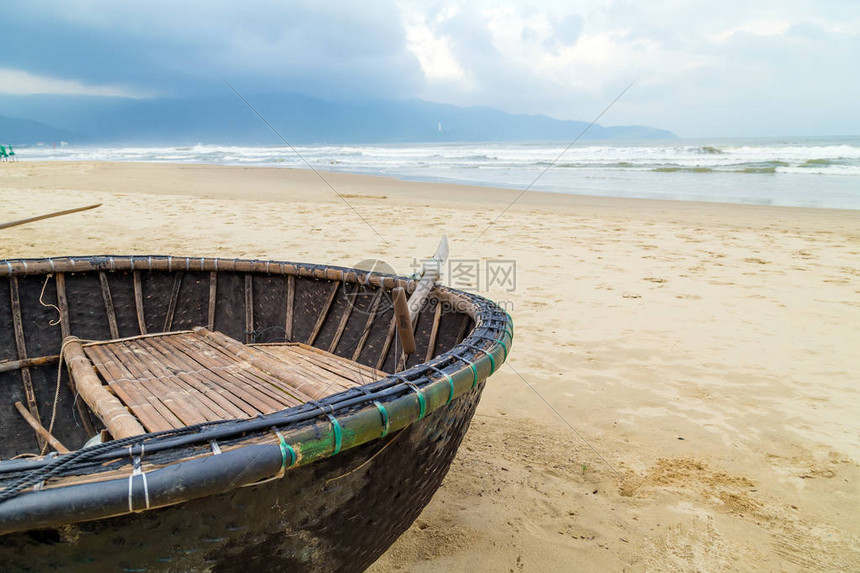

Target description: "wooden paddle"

left=407, top=235, right=449, bottom=326
left=0, top=203, right=102, bottom=231
left=393, top=235, right=449, bottom=359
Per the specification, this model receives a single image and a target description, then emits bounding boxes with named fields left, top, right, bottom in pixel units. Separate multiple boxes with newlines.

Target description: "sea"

left=20, top=136, right=860, bottom=210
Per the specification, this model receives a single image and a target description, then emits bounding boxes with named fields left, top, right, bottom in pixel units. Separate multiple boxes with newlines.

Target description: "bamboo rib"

left=285, top=275, right=295, bottom=341
left=376, top=315, right=398, bottom=372
left=132, top=271, right=147, bottom=335
left=425, top=300, right=443, bottom=362
left=98, top=272, right=120, bottom=339
left=55, top=273, right=71, bottom=340
left=207, top=271, right=217, bottom=331
left=9, top=276, right=45, bottom=450
left=58, top=273, right=98, bottom=436
left=351, top=289, right=384, bottom=362
left=0, top=354, right=60, bottom=373
left=163, top=272, right=183, bottom=332
left=244, top=274, right=254, bottom=344
left=328, top=283, right=356, bottom=353
left=306, top=281, right=340, bottom=346
left=456, top=314, right=471, bottom=343
left=14, top=401, right=69, bottom=453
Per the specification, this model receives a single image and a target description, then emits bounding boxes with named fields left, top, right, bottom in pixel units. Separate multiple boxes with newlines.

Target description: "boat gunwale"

left=0, top=255, right=513, bottom=535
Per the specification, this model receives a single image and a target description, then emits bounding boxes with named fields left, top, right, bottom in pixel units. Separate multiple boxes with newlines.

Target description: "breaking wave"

left=16, top=137, right=860, bottom=208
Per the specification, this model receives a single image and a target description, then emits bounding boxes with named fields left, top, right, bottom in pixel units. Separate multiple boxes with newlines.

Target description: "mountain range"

left=0, top=93, right=675, bottom=145
left=0, top=115, right=78, bottom=145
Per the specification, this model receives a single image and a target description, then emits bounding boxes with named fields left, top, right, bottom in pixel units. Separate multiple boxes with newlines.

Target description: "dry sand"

left=1, top=161, right=858, bottom=571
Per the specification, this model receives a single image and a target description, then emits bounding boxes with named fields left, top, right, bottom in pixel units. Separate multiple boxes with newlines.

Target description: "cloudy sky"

left=1, top=0, right=858, bottom=137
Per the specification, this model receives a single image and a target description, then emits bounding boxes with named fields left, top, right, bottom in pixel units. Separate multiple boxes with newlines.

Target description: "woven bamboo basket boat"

left=0, top=255, right=512, bottom=572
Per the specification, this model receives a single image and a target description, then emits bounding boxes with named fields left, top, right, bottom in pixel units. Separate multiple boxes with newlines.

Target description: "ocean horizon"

left=17, top=135, right=860, bottom=210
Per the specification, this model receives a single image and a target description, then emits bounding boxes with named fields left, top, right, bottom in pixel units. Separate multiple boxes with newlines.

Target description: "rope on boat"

left=0, top=347, right=469, bottom=498
left=2, top=289, right=399, bottom=486
left=37, top=274, right=61, bottom=327
left=35, top=331, right=198, bottom=456
left=40, top=337, right=76, bottom=456
left=127, top=444, right=151, bottom=512
left=0, top=420, right=232, bottom=504
left=324, top=431, right=404, bottom=486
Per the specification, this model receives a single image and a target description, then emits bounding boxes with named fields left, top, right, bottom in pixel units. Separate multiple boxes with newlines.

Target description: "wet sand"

left=2, top=161, right=858, bottom=571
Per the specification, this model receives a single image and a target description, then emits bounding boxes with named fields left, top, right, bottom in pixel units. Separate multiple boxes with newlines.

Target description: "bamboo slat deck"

left=71, top=328, right=387, bottom=434
left=252, top=343, right=383, bottom=395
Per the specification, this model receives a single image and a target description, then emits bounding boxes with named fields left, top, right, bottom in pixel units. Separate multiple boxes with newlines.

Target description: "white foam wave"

left=15, top=138, right=860, bottom=209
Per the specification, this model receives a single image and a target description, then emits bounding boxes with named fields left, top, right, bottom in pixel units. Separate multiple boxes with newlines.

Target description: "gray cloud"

left=1, top=1, right=423, bottom=99
left=1, top=0, right=858, bottom=136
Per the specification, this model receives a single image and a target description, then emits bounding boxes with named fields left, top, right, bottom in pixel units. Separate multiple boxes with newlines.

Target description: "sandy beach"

left=1, top=161, right=858, bottom=571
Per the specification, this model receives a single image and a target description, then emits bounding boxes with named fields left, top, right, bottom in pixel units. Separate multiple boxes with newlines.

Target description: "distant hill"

left=0, top=114, right=79, bottom=145
left=0, top=94, right=675, bottom=144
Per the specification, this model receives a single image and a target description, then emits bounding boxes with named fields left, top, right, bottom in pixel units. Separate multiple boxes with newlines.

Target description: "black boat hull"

left=0, top=381, right=484, bottom=572
left=0, top=256, right=512, bottom=572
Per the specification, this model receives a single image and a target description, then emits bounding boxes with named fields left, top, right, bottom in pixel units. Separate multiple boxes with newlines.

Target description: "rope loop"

left=454, top=354, right=479, bottom=388
left=127, top=443, right=150, bottom=513
left=37, top=274, right=61, bottom=327
left=275, top=429, right=296, bottom=473
left=404, top=382, right=426, bottom=419
left=496, top=336, right=509, bottom=360
left=462, top=343, right=496, bottom=375
left=326, top=414, right=343, bottom=455
left=309, top=400, right=335, bottom=416
left=504, top=311, right=514, bottom=338
left=429, top=366, right=456, bottom=404
left=372, top=400, right=390, bottom=437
